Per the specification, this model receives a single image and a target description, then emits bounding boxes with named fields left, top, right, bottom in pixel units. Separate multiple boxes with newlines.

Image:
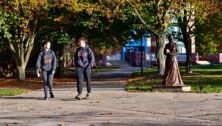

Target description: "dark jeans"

left=76, top=67, right=91, bottom=94
left=42, top=71, right=54, bottom=97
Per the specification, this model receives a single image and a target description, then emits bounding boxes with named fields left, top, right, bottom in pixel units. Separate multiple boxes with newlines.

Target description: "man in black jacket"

left=36, top=41, right=57, bottom=100
left=74, top=37, right=95, bottom=100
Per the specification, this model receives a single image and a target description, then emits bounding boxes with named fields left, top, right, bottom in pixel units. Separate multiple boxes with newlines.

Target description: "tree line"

left=0, top=0, right=221, bottom=80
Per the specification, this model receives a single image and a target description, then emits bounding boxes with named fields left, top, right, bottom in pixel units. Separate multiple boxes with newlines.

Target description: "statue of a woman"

left=162, top=35, right=184, bottom=86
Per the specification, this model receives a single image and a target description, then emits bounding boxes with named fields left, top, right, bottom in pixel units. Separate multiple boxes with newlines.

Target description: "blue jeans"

left=76, top=67, right=91, bottom=94
left=42, top=71, right=54, bottom=97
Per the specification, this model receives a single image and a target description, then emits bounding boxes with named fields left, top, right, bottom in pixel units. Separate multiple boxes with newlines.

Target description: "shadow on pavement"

left=214, top=98, right=222, bottom=100
left=59, top=98, right=89, bottom=101
left=0, top=96, right=42, bottom=100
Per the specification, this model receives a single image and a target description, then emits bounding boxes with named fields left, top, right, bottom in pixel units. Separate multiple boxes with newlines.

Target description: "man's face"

left=79, top=40, right=86, bottom=48
left=44, top=42, right=51, bottom=49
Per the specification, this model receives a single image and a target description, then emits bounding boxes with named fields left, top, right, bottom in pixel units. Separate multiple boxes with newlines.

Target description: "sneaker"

left=75, top=94, right=82, bottom=100
left=50, top=94, right=54, bottom=98
left=85, top=93, right=90, bottom=99
left=43, top=97, right=48, bottom=100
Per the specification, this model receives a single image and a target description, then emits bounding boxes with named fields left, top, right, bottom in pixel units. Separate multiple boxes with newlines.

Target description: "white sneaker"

left=75, top=94, right=82, bottom=100
left=85, top=93, right=90, bottom=99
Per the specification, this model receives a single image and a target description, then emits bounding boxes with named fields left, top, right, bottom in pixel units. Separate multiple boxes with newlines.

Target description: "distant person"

left=36, top=41, right=57, bottom=100
left=74, top=37, right=95, bottom=100
left=162, top=35, right=184, bottom=86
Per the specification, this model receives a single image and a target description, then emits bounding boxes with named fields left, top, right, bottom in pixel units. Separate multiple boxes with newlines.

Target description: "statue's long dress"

left=163, top=43, right=184, bottom=86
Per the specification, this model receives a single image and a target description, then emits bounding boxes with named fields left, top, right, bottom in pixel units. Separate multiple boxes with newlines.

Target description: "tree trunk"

left=178, top=9, right=193, bottom=74
left=185, top=38, right=192, bottom=74
left=57, top=44, right=65, bottom=77
left=157, top=33, right=166, bottom=76
left=17, top=64, right=26, bottom=81
left=182, top=30, right=193, bottom=74
left=8, top=34, right=35, bottom=81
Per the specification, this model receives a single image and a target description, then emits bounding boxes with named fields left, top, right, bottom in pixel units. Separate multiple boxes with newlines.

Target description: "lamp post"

left=140, top=31, right=143, bottom=76
left=131, top=18, right=146, bottom=76
left=140, top=30, right=152, bottom=76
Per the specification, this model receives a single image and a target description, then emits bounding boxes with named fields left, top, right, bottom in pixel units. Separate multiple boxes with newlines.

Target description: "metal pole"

left=141, top=32, right=143, bottom=76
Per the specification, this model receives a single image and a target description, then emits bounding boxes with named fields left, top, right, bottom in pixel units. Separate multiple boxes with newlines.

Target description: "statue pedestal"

left=152, top=85, right=191, bottom=92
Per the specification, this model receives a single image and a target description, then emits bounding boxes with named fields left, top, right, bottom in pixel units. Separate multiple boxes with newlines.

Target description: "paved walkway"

left=0, top=67, right=222, bottom=126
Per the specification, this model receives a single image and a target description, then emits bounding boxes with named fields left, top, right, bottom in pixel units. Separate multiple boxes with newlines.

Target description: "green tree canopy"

left=0, top=0, right=48, bottom=80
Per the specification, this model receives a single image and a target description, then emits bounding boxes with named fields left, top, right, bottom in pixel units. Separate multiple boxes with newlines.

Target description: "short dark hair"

left=168, top=35, right=174, bottom=43
left=78, top=37, right=88, bottom=44
left=168, top=35, right=173, bottom=40
left=41, top=40, right=50, bottom=47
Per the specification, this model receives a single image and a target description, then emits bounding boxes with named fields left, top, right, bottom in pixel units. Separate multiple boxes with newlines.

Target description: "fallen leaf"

left=99, top=112, right=112, bottom=115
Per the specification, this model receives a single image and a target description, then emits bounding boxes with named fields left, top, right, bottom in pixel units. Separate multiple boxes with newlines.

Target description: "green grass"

left=92, top=66, right=119, bottom=73
left=127, top=68, right=161, bottom=92
left=69, top=66, right=119, bottom=73
left=193, top=64, right=222, bottom=69
left=0, top=89, right=29, bottom=96
left=126, top=64, right=222, bottom=93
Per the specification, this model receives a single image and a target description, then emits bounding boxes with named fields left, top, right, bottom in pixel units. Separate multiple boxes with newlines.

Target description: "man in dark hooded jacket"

left=74, top=37, right=95, bottom=100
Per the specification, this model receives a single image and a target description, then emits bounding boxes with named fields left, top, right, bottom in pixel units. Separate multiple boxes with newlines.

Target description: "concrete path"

left=0, top=67, right=222, bottom=126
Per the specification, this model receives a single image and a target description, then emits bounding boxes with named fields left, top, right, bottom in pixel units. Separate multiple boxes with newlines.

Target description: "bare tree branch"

left=24, top=34, right=35, bottom=66
left=127, top=1, right=147, bottom=25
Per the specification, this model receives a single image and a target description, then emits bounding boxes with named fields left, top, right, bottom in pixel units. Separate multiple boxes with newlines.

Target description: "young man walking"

left=74, top=37, right=95, bottom=100
left=36, top=41, right=57, bottom=100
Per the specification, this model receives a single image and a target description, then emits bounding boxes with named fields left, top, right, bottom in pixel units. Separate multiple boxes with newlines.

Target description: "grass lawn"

left=92, top=66, right=120, bottom=73
left=126, top=64, right=222, bottom=93
left=0, top=88, right=30, bottom=96
left=66, top=66, right=119, bottom=75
